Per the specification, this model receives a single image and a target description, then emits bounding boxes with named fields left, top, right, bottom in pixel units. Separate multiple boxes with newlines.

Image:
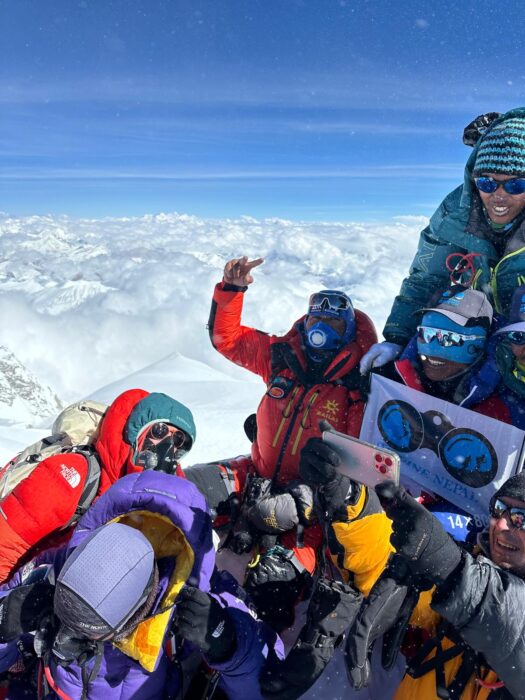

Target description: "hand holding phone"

left=321, top=424, right=400, bottom=489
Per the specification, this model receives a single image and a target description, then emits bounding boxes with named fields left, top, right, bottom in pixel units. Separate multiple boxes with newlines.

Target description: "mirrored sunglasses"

left=504, top=330, right=525, bottom=346
left=474, top=176, right=525, bottom=196
left=147, top=422, right=186, bottom=449
left=417, top=326, right=485, bottom=348
left=490, top=497, right=525, bottom=531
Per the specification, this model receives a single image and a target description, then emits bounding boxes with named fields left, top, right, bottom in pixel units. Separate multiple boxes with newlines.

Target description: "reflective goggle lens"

left=505, top=330, right=525, bottom=345
left=490, top=498, right=525, bottom=530
left=308, top=292, right=352, bottom=313
left=148, top=422, right=186, bottom=448
left=474, top=176, right=525, bottom=195
left=417, top=326, right=484, bottom=347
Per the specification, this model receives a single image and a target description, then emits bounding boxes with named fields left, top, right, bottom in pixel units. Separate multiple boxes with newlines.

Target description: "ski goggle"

left=308, top=291, right=352, bottom=314
left=489, top=497, right=525, bottom=531
left=474, top=176, right=525, bottom=195
left=145, top=422, right=186, bottom=449
left=504, top=330, right=525, bottom=346
left=417, top=326, right=485, bottom=348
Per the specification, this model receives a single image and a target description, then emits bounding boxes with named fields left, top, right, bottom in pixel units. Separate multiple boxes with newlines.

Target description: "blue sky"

left=1, top=0, right=524, bottom=220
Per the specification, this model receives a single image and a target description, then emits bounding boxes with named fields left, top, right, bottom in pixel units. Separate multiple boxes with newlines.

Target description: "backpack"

left=0, top=400, right=108, bottom=525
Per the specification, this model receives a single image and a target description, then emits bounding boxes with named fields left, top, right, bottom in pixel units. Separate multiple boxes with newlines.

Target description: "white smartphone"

left=322, top=429, right=400, bottom=488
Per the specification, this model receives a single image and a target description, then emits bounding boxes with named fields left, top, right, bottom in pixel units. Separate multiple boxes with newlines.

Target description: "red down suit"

left=208, top=282, right=378, bottom=572
left=0, top=389, right=150, bottom=584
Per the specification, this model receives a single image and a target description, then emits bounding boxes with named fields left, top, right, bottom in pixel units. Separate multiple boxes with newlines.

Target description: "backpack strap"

left=62, top=447, right=101, bottom=526
left=407, top=620, right=486, bottom=700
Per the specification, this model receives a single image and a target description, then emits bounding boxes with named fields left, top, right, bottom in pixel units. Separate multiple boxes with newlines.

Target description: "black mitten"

left=317, top=475, right=359, bottom=522
left=261, top=578, right=362, bottom=700
left=0, top=583, right=55, bottom=643
left=344, top=555, right=422, bottom=689
left=173, top=586, right=236, bottom=662
left=245, top=548, right=305, bottom=632
left=299, top=437, right=341, bottom=485
left=376, top=483, right=462, bottom=585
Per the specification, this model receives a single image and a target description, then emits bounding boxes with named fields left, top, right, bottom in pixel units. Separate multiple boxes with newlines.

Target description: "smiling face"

left=478, top=172, right=525, bottom=225
left=417, top=311, right=486, bottom=383
left=419, top=355, right=470, bottom=382
left=489, top=496, right=525, bottom=577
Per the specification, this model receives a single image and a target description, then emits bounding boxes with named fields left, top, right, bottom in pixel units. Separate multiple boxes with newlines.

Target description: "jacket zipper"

left=291, top=391, right=320, bottom=456
left=272, top=386, right=309, bottom=484
left=491, top=245, right=525, bottom=313
left=271, top=387, right=300, bottom=448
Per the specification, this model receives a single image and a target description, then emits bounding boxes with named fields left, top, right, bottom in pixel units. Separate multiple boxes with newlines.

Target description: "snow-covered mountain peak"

left=0, top=345, right=63, bottom=424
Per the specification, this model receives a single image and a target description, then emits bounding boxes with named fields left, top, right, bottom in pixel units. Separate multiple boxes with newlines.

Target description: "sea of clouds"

left=0, top=210, right=424, bottom=462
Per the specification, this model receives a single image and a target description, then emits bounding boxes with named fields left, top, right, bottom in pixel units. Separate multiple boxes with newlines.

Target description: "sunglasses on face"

left=308, top=291, right=352, bottom=314
left=417, top=326, right=485, bottom=348
left=490, top=497, right=525, bottom=531
left=474, top=176, right=525, bottom=196
left=504, top=330, right=525, bottom=346
left=146, top=422, right=186, bottom=449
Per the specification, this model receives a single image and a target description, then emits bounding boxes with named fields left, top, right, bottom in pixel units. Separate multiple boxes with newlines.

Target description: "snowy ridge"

left=0, top=345, right=63, bottom=424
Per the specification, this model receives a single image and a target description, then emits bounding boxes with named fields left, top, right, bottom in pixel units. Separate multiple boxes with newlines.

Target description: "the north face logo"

left=60, top=464, right=81, bottom=488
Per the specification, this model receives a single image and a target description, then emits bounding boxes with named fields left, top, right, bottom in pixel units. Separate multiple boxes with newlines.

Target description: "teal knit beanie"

left=473, top=116, right=525, bottom=176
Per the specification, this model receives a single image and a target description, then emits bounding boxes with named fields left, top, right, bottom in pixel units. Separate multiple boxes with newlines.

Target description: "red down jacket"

left=208, top=283, right=377, bottom=573
left=0, top=389, right=149, bottom=583
left=209, top=282, right=378, bottom=484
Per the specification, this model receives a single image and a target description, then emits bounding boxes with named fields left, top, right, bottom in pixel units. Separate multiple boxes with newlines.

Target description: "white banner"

left=360, top=375, right=525, bottom=519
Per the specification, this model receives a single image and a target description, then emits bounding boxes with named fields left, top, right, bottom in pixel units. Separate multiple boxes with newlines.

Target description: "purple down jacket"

left=0, top=471, right=281, bottom=699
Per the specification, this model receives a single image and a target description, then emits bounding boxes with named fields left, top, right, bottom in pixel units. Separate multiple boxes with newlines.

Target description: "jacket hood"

left=68, top=471, right=215, bottom=671
left=94, top=389, right=196, bottom=493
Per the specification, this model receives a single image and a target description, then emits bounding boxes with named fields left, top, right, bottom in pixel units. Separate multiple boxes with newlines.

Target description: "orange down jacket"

left=209, top=282, right=378, bottom=485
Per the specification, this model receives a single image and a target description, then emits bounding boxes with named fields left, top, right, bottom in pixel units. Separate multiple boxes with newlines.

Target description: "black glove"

left=261, top=578, right=362, bottom=700
left=244, top=548, right=306, bottom=632
left=317, top=474, right=359, bottom=522
left=345, top=555, right=422, bottom=690
left=376, top=483, right=462, bottom=586
left=299, top=437, right=342, bottom=485
left=0, top=583, right=55, bottom=643
left=173, top=586, right=236, bottom=662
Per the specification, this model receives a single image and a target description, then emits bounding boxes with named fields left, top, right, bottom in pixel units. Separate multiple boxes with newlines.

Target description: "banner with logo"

left=360, top=375, right=525, bottom=518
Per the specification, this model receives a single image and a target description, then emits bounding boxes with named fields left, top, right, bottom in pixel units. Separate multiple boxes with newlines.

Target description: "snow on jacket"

left=0, top=471, right=280, bottom=700
left=209, top=281, right=378, bottom=485
left=0, top=389, right=188, bottom=584
left=384, top=107, right=525, bottom=346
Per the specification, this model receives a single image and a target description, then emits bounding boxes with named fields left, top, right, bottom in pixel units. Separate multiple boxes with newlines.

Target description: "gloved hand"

left=359, top=342, right=403, bottom=375
left=345, top=555, right=421, bottom=690
left=299, top=437, right=342, bottom=485
left=0, top=583, right=55, bottom=643
left=173, top=586, right=236, bottom=662
left=317, top=475, right=358, bottom=522
left=245, top=548, right=305, bottom=632
left=261, top=578, right=362, bottom=700
left=376, top=483, right=462, bottom=586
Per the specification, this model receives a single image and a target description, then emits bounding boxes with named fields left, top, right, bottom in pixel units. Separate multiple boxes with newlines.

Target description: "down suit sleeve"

left=208, top=282, right=273, bottom=382
left=207, top=572, right=284, bottom=700
left=383, top=188, right=470, bottom=345
left=431, top=552, right=525, bottom=700
left=328, top=487, right=395, bottom=596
